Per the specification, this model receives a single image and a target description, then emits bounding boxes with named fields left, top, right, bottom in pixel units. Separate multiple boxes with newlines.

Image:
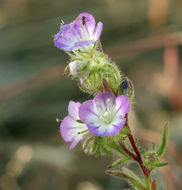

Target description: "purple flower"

left=60, top=101, right=88, bottom=150
left=54, top=13, right=103, bottom=51
left=79, top=92, right=130, bottom=136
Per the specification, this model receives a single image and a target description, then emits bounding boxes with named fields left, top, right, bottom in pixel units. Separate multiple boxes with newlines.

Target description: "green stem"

left=145, top=176, right=151, bottom=190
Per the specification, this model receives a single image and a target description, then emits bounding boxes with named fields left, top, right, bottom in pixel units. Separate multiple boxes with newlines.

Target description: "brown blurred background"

left=0, top=0, right=182, bottom=189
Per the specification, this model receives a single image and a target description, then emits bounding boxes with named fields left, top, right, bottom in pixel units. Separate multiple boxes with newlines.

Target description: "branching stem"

left=121, top=114, right=151, bottom=177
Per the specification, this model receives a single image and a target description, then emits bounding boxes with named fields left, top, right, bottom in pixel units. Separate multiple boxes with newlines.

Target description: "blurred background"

left=0, top=0, right=182, bottom=189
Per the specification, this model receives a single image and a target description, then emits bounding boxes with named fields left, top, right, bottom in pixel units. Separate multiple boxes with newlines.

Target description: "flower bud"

left=118, top=77, right=134, bottom=99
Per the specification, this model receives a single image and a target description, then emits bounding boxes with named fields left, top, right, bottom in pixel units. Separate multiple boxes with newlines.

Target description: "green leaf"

left=156, top=123, right=169, bottom=157
left=155, top=162, right=168, bottom=168
left=122, top=167, right=146, bottom=190
left=108, top=157, right=129, bottom=168
left=106, top=170, right=146, bottom=190
left=107, top=141, right=130, bottom=158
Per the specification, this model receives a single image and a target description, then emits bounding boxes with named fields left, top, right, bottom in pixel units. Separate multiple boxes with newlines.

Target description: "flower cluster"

left=54, top=13, right=131, bottom=151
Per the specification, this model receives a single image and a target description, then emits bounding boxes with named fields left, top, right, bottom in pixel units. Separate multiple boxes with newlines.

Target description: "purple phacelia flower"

left=79, top=92, right=130, bottom=137
left=54, top=13, right=103, bottom=51
left=60, top=101, right=88, bottom=150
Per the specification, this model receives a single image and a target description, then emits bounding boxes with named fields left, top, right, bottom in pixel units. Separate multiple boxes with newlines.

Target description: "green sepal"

left=65, top=51, right=75, bottom=58
left=156, top=123, right=169, bottom=157
left=101, top=146, right=113, bottom=155
left=76, top=64, right=88, bottom=72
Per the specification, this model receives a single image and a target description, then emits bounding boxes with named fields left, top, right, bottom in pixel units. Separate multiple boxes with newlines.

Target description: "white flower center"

left=99, top=111, right=114, bottom=124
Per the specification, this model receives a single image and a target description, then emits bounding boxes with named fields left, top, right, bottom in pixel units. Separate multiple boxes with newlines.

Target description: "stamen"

left=60, top=33, right=64, bottom=36
left=78, top=27, right=82, bottom=31
left=56, top=118, right=62, bottom=123
left=77, top=17, right=80, bottom=21
left=67, top=30, right=71, bottom=33
left=78, top=129, right=88, bottom=134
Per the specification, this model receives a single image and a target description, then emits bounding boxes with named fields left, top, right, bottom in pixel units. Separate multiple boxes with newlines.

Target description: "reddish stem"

left=119, top=142, right=137, bottom=161
left=121, top=114, right=151, bottom=176
left=103, top=78, right=110, bottom=92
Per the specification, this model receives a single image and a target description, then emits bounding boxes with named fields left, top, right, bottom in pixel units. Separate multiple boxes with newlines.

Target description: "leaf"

left=108, top=157, right=129, bottom=168
left=156, top=123, right=169, bottom=157
left=107, top=141, right=130, bottom=158
left=155, top=162, right=168, bottom=168
left=122, top=167, right=146, bottom=190
left=106, top=170, right=146, bottom=190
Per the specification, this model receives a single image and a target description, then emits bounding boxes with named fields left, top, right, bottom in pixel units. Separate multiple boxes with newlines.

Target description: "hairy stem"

left=122, top=114, right=151, bottom=177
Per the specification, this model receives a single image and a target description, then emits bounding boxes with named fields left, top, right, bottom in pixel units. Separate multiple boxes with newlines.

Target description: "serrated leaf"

left=157, top=123, right=169, bottom=157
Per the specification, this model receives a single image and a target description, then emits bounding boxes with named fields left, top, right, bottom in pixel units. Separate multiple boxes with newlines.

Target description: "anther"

left=56, top=118, right=62, bottom=123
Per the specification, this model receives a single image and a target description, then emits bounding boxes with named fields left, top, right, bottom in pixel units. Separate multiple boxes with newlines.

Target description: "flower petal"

left=68, top=101, right=81, bottom=120
left=70, top=135, right=82, bottom=150
left=60, top=116, right=87, bottom=149
left=115, top=95, right=130, bottom=117
left=93, top=21, right=103, bottom=41
left=78, top=13, right=96, bottom=37
left=79, top=100, right=100, bottom=125
left=94, top=92, right=116, bottom=114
